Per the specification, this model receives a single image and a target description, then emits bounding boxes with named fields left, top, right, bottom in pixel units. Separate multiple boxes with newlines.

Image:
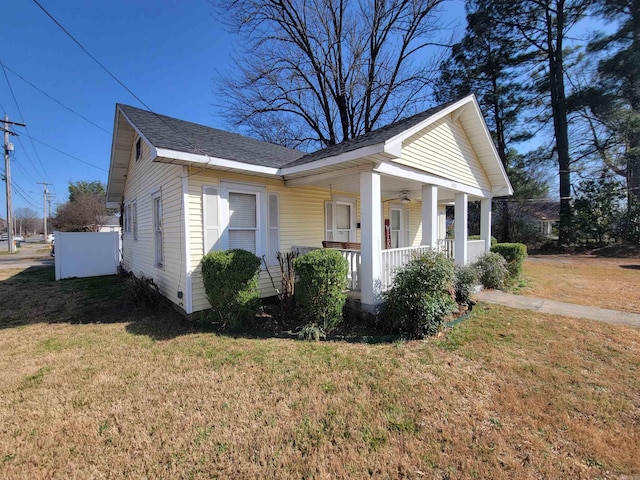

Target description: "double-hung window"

left=325, top=198, right=356, bottom=242
left=203, top=182, right=276, bottom=264
left=228, top=191, right=258, bottom=253
left=389, top=204, right=410, bottom=248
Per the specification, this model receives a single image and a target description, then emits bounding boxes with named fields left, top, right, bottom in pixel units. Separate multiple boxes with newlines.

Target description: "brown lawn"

left=1, top=266, right=639, bottom=479
left=521, top=255, right=640, bottom=313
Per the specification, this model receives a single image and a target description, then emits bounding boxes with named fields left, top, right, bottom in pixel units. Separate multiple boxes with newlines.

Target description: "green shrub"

left=454, top=264, right=478, bottom=304
left=201, top=249, right=261, bottom=329
left=473, top=252, right=508, bottom=289
left=298, top=323, right=326, bottom=342
left=491, top=243, right=527, bottom=278
left=382, top=251, right=457, bottom=338
left=468, top=235, right=498, bottom=246
left=294, top=249, right=348, bottom=332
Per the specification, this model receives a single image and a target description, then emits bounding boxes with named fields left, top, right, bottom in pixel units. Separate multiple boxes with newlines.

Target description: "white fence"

left=54, top=232, right=121, bottom=280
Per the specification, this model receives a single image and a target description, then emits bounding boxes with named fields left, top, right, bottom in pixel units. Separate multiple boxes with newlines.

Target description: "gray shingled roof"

left=119, top=100, right=456, bottom=169
left=118, top=104, right=304, bottom=168
left=286, top=100, right=456, bottom=167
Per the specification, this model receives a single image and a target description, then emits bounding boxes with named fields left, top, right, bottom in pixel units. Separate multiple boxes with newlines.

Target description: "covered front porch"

left=290, top=167, right=494, bottom=310
left=296, top=240, right=487, bottom=292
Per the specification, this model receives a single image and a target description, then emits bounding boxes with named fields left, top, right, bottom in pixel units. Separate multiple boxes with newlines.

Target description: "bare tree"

left=13, top=208, right=40, bottom=236
left=215, top=0, right=449, bottom=149
left=53, top=182, right=114, bottom=232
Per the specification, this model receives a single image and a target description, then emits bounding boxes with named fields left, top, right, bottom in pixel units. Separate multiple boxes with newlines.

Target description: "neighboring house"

left=106, top=95, right=512, bottom=316
left=98, top=215, right=122, bottom=233
left=522, top=201, right=560, bottom=236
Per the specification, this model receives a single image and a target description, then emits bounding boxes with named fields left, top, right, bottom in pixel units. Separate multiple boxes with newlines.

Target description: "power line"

left=1, top=61, right=111, bottom=135
left=1, top=62, right=51, bottom=183
left=29, top=136, right=108, bottom=172
left=32, top=0, right=212, bottom=160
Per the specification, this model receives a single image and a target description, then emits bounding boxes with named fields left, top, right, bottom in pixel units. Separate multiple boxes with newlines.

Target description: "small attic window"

left=135, top=138, right=141, bottom=161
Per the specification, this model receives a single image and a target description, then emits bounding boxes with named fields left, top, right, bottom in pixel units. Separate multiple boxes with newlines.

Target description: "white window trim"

left=389, top=203, right=405, bottom=248
left=219, top=181, right=267, bottom=259
left=123, top=202, right=131, bottom=234
left=132, top=200, right=138, bottom=241
left=267, top=192, right=280, bottom=266
left=203, top=184, right=221, bottom=255
left=152, top=190, right=163, bottom=268
left=324, top=196, right=356, bottom=242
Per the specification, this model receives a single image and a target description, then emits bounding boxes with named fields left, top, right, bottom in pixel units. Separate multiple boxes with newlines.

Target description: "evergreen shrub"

left=473, top=252, right=508, bottom=289
left=382, top=251, right=457, bottom=338
left=201, top=249, right=261, bottom=329
left=491, top=243, right=527, bottom=278
left=294, top=249, right=348, bottom=332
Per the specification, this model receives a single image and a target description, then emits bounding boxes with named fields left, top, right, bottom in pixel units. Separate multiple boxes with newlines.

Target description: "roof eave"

left=279, top=143, right=391, bottom=177
left=155, top=148, right=281, bottom=176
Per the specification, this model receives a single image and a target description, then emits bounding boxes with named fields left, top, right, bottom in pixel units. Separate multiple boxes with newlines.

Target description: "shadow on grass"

left=619, top=264, right=640, bottom=270
left=0, top=266, right=179, bottom=332
left=1, top=266, right=402, bottom=344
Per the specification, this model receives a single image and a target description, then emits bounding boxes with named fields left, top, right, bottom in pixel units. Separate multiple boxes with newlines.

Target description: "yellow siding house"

left=106, top=95, right=512, bottom=315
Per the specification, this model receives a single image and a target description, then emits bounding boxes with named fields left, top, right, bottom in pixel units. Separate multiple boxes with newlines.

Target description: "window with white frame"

left=389, top=204, right=409, bottom=248
left=204, top=182, right=273, bottom=262
left=390, top=206, right=402, bottom=248
left=123, top=203, right=130, bottom=233
left=132, top=201, right=138, bottom=241
left=153, top=192, right=163, bottom=267
left=229, top=191, right=258, bottom=253
left=405, top=209, right=411, bottom=246
left=325, top=198, right=356, bottom=242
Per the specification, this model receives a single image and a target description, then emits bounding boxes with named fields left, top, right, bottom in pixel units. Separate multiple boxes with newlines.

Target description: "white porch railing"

left=292, top=246, right=361, bottom=291
left=340, top=249, right=361, bottom=291
left=292, top=240, right=487, bottom=292
left=381, top=245, right=433, bottom=291
left=437, top=238, right=455, bottom=258
left=467, top=240, right=486, bottom=264
left=437, top=238, right=487, bottom=264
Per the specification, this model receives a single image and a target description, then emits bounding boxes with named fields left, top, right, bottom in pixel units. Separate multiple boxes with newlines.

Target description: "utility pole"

left=37, top=182, right=52, bottom=242
left=3, top=115, right=26, bottom=253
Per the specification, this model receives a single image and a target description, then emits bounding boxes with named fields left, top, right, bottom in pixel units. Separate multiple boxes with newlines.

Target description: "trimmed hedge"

left=491, top=243, right=527, bottom=278
left=295, top=249, right=348, bottom=332
left=201, top=249, right=261, bottom=329
left=382, top=251, right=457, bottom=338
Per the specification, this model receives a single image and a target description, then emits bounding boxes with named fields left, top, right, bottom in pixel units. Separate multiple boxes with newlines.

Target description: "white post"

left=421, top=184, right=438, bottom=249
left=360, top=171, right=382, bottom=309
left=480, top=198, right=492, bottom=252
left=454, top=193, right=468, bottom=265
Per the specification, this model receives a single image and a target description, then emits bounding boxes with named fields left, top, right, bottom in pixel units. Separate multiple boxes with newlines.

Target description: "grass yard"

left=1, top=267, right=639, bottom=479
left=521, top=256, right=640, bottom=313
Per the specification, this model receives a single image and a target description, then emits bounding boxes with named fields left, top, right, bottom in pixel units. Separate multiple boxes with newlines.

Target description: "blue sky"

left=2, top=0, right=461, bottom=216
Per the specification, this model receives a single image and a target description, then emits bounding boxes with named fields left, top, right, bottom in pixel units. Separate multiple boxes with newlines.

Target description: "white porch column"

left=360, top=171, right=382, bottom=309
left=480, top=198, right=492, bottom=252
left=454, top=193, right=468, bottom=265
left=421, top=184, right=438, bottom=248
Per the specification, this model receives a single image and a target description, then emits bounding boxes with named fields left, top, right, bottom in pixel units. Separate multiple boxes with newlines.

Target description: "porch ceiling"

left=292, top=167, right=462, bottom=203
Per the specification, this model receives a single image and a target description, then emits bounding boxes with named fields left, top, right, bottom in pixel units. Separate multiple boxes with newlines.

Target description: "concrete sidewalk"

left=474, top=290, right=640, bottom=328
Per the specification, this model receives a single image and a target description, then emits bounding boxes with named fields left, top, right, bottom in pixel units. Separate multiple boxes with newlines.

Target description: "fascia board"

left=278, top=143, right=386, bottom=176
left=383, top=95, right=476, bottom=150
left=155, top=148, right=280, bottom=176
